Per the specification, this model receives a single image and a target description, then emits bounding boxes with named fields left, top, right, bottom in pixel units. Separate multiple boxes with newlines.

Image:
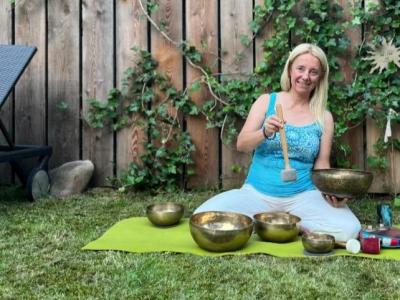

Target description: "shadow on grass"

left=0, top=185, right=29, bottom=203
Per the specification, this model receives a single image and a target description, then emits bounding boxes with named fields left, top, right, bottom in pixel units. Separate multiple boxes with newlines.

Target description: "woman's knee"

left=339, top=217, right=362, bottom=241
left=301, top=213, right=362, bottom=242
left=326, top=216, right=362, bottom=242
left=193, top=189, right=241, bottom=214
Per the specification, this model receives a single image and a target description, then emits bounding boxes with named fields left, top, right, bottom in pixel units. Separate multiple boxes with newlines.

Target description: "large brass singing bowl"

left=312, top=169, right=373, bottom=199
left=254, top=212, right=301, bottom=243
left=302, top=232, right=335, bottom=254
left=189, top=211, right=253, bottom=252
left=146, top=202, right=184, bottom=226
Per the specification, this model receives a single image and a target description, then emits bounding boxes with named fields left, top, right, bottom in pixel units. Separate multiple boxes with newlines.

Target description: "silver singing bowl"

left=189, top=211, right=253, bottom=252
left=254, top=212, right=301, bottom=243
left=146, top=202, right=184, bottom=226
left=312, top=168, right=373, bottom=199
left=302, top=232, right=335, bottom=254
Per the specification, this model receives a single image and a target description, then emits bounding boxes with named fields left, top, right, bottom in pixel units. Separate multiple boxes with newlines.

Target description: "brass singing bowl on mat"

left=254, top=212, right=301, bottom=243
left=302, top=232, right=335, bottom=254
left=312, top=168, right=373, bottom=199
left=189, top=211, right=253, bottom=252
left=146, top=202, right=184, bottom=226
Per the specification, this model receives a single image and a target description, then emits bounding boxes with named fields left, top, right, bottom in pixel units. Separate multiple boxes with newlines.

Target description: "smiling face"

left=289, top=52, right=322, bottom=96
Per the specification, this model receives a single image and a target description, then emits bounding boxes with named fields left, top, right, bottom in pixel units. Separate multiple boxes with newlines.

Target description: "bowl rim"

left=146, top=202, right=184, bottom=212
left=302, top=232, right=335, bottom=242
left=253, top=211, right=301, bottom=224
left=311, top=168, right=373, bottom=176
left=189, top=211, right=253, bottom=231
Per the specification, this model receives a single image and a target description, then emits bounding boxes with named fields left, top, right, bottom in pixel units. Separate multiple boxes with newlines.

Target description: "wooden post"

left=47, top=0, right=80, bottom=168
left=0, top=1, right=12, bottom=184
left=115, top=0, right=148, bottom=178
left=220, top=0, right=253, bottom=189
left=185, top=0, right=219, bottom=188
left=82, top=0, right=114, bottom=186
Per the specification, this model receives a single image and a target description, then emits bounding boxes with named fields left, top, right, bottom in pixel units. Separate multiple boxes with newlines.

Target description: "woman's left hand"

left=323, top=193, right=349, bottom=208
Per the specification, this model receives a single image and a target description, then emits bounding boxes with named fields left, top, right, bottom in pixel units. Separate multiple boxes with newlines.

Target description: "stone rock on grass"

left=49, top=160, right=94, bottom=198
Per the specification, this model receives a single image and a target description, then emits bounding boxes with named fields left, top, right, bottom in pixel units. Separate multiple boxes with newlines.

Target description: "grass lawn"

left=1, top=185, right=400, bottom=299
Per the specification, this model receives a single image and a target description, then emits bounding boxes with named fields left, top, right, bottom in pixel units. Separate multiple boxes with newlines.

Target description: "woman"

left=194, top=43, right=361, bottom=242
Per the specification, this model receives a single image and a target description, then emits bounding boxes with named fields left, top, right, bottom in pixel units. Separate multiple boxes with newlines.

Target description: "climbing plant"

left=87, top=0, right=400, bottom=191
left=87, top=49, right=198, bottom=191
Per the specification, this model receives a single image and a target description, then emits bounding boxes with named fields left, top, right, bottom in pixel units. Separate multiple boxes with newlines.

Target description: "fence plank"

left=82, top=0, right=114, bottom=186
left=338, top=0, right=364, bottom=170
left=364, top=0, right=398, bottom=193
left=185, top=0, right=219, bottom=188
left=47, top=0, right=80, bottom=168
left=366, top=119, right=390, bottom=193
left=255, top=0, right=274, bottom=67
left=151, top=0, right=183, bottom=182
left=0, top=2, right=12, bottom=184
left=366, top=122, right=400, bottom=194
left=220, top=0, right=253, bottom=189
left=392, top=124, right=400, bottom=194
left=151, top=0, right=182, bottom=87
left=14, top=0, right=46, bottom=179
left=115, top=0, right=148, bottom=178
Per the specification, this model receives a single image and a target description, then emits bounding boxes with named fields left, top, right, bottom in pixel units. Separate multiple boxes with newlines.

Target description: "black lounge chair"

left=0, top=45, right=52, bottom=201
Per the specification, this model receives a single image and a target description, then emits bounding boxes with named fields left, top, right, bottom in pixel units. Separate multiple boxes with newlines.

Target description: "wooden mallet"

left=276, top=103, right=297, bottom=182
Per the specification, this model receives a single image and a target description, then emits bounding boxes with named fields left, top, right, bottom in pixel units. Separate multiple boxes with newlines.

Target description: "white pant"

left=194, top=184, right=361, bottom=242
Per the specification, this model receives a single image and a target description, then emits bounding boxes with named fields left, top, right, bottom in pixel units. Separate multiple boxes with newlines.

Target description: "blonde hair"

left=280, top=43, right=329, bottom=128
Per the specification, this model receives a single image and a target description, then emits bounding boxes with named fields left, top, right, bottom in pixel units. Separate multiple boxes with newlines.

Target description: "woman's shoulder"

left=252, top=93, right=270, bottom=110
left=255, top=93, right=270, bottom=102
left=254, top=91, right=282, bottom=105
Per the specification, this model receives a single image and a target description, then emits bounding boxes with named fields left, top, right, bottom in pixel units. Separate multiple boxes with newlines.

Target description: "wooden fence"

left=0, top=0, right=398, bottom=193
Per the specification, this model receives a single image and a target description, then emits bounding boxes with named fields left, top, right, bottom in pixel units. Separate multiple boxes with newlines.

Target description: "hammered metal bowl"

left=312, top=169, right=373, bottom=199
left=189, top=211, right=253, bottom=252
left=254, top=212, right=301, bottom=243
left=302, top=232, right=335, bottom=254
left=146, top=203, right=184, bottom=226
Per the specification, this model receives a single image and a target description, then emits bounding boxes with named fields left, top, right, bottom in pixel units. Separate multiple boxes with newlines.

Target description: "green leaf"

left=189, top=81, right=201, bottom=93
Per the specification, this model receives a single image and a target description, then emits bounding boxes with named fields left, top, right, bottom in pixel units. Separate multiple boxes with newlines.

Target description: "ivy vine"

left=87, top=49, right=198, bottom=191
left=87, top=0, right=400, bottom=191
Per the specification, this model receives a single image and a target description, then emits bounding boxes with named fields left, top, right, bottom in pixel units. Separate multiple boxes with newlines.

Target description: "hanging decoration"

left=363, top=37, right=400, bottom=74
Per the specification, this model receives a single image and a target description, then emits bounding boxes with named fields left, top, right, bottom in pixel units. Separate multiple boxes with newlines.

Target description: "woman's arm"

left=237, top=94, right=282, bottom=153
left=313, top=111, right=334, bottom=169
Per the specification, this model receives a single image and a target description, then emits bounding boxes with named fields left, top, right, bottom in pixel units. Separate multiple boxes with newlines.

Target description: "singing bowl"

left=302, top=232, right=335, bottom=254
left=312, top=169, right=373, bottom=199
left=189, top=211, right=253, bottom=252
left=254, top=212, right=301, bottom=243
left=146, top=203, right=184, bottom=226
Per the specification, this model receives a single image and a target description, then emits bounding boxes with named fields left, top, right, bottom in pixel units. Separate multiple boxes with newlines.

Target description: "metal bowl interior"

left=312, top=168, right=373, bottom=199
left=146, top=202, right=184, bottom=226
left=189, top=211, right=253, bottom=252
left=302, top=232, right=335, bottom=254
left=253, top=212, right=301, bottom=243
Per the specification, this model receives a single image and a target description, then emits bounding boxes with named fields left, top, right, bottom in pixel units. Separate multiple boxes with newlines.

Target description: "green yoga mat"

left=83, top=217, right=400, bottom=259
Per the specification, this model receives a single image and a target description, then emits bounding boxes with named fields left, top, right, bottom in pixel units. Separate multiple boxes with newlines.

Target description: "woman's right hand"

left=263, top=115, right=284, bottom=137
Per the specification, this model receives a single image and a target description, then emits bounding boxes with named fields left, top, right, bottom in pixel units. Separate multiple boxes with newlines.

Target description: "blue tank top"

left=245, top=93, right=322, bottom=197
